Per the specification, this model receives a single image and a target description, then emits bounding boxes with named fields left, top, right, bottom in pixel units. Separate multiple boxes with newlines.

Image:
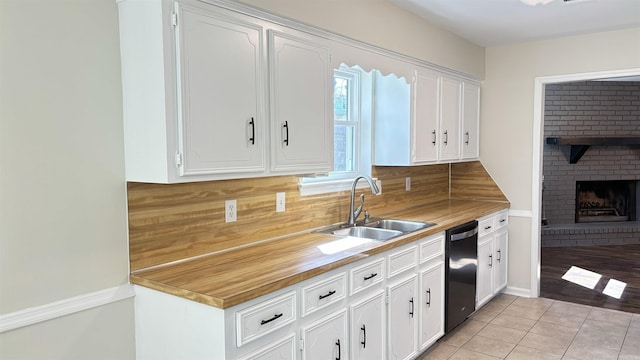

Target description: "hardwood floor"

left=541, top=244, right=640, bottom=314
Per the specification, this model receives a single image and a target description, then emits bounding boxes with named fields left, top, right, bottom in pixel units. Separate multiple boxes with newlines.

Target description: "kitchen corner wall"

left=0, top=1, right=134, bottom=359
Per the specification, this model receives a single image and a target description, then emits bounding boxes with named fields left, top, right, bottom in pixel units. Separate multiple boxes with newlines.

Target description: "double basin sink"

left=316, top=219, right=436, bottom=242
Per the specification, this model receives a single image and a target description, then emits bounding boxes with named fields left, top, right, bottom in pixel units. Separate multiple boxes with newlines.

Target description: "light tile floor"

left=418, top=294, right=640, bottom=360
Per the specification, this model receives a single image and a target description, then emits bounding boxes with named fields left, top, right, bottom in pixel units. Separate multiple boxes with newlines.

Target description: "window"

left=333, top=69, right=359, bottom=178
left=300, top=65, right=372, bottom=196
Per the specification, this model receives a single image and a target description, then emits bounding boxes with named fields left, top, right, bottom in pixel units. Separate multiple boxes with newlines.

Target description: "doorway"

left=533, top=70, right=640, bottom=313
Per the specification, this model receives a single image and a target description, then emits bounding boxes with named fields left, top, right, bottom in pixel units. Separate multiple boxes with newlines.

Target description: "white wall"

left=0, top=0, right=134, bottom=358
left=482, top=27, right=640, bottom=292
left=235, top=0, right=486, bottom=79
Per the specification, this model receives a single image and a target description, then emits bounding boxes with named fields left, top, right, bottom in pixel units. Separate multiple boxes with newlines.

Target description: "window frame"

left=299, top=65, right=373, bottom=196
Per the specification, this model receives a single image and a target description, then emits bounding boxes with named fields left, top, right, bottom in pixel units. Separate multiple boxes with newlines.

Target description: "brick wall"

left=542, top=81, right=640, bottom=246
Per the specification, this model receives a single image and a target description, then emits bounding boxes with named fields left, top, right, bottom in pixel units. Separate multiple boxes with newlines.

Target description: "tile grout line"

left=421, top=295, right=638, bottom=359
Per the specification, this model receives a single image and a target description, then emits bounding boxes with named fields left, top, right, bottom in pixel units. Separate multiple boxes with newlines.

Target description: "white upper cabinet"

left=438, top=77, right=461, bottom=161
left=461, top=82, right=480, bottom=160
left=413, top=70, right=440, bottom=164
left=118, top=0, right=332, bottom=183
left=268, top=30, right=333, bottom=174
left=373, top=67, right=480, bottom=166
left=176, top=4, right=266, bottom=177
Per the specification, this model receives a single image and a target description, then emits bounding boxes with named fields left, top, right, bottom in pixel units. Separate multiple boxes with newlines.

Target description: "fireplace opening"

left=575, top=180, right=637, bottom=223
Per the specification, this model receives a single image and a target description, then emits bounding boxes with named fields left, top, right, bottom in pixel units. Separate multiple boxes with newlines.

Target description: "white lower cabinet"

left=134, top=231, right=447, bottom=360
left=476, top=235, right=494, bottom=308
left=241, top=334, right=297, bottom=360
left=388, top=275, right=418, bottom=360
left=350, top=291, right=385, bottom=360
left=476, top=210, right=509, bottom=309
left=301, top=309, right=348, bottom=360
left=419, top=262, right=444, bottom=351
left=493, top=228, right=508, bottom=293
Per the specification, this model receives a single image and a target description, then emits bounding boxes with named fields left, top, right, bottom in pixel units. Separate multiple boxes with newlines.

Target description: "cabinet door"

left=439, top=77, right=461, bottom=161
left=461, top=82, right=480, bottom=160
left=350, top=291, right=385, bottom=360
left=476, top=237, right=494, bottom=308
left=493, top=229, right=508, bottom=293
left=413, top=69, right=440, bottom=164
left=419, top=263, right=444, bottom=351
left=176, top=5, right=266, bottom=176
left=269, top=30, right=332, bottom=174
left=241, top=334, right=296, bottom=360
left=301, top=309, right=347, bottom=360
left=388, top=275, right=417, bottom=360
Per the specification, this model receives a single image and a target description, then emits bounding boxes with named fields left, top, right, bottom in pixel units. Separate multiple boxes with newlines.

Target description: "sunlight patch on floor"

left=603, top=278, right=627, bottom=299
left=562, top=266, right=601, bottom=289
left=561, top=265, right=628, bottom=299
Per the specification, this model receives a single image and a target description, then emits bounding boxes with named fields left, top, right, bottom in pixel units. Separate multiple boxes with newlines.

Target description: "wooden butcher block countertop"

left=130, top=199, right=509, bottom=309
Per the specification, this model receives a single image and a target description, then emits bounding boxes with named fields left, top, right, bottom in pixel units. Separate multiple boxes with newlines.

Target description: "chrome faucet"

left=347, top=175, right=380, bottom=226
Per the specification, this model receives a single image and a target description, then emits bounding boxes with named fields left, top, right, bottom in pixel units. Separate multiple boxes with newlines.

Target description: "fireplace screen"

left=575, top=180, right=636, bottom=223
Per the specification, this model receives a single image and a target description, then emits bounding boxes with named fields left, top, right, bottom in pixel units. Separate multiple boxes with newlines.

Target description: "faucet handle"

left=364, top=210, right=370, bottom=223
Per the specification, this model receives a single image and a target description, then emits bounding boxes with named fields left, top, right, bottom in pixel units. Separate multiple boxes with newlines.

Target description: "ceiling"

left=390, top=0, right=640, bottom=47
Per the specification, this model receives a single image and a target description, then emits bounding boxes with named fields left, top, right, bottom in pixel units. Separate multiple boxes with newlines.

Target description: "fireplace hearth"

left=575, top=180, right=637, bottom=223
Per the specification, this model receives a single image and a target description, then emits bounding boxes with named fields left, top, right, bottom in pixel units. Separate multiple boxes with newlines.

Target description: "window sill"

left=298, top=177, right=380, bottom=197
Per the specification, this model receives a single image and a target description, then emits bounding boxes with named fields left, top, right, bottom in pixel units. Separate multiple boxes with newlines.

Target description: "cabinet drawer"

left=387, top=246, right=418, bottom=278
left=495, top=210, right=509, bottom=230
left=301, top=272, right=346, bottom=317
left=419, top=234, right=445, bottom=264
left=350, top=258, right=385, bottom=295
left=236, top=291, right=297, bottom=347
left=478, top=216, right=495, bottom=238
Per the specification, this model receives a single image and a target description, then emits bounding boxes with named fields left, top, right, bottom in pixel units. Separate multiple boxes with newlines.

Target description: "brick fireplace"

left=542, top=81, right=640, bottom=247
left=575, top=180, right=637, bottom=223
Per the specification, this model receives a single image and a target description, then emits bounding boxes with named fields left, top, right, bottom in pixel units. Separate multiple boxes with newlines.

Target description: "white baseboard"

left=503, top=286, right=533, bottom=298
left=0, top=284, right=135, bottom=333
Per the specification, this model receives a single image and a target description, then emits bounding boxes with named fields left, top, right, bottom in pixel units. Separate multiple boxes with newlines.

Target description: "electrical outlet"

left=276, top=192, right=285, bottom=212
left=405, top=177, right=411, bottom=191
left=375, top=179, right=382, bottom=195
left=225, top=199, right=237, bottom=223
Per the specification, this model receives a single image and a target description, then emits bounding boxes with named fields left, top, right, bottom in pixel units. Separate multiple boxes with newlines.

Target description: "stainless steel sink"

left=315, top=218, right=436, bottom=242
left=331, top=226, right=403, bottom=241
left=363, top=219, right=436, bottom=233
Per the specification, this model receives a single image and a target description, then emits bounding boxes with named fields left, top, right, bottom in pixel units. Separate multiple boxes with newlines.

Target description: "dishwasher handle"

left=450, top=227, right=478, bottom=241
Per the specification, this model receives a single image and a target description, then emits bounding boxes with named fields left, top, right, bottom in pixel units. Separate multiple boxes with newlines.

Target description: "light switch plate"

left=405, top=177, right=411, bottom=191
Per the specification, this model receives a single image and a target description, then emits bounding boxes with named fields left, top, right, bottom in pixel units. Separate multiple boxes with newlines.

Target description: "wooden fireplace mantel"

left=545, top=136, right=640, bottom=164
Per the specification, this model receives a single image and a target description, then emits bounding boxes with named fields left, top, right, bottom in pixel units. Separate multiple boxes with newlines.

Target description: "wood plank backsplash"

left=128, top=161, right=505, bottom=271
left=450, top=161, right=509, bottom=202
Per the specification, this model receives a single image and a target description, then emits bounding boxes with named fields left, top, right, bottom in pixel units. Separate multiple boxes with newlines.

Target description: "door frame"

left=531, top=68, right=640, bottom=297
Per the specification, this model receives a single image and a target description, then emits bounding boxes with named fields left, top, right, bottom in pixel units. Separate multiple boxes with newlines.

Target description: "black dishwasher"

left=445, top=220, right=478, bottom=333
